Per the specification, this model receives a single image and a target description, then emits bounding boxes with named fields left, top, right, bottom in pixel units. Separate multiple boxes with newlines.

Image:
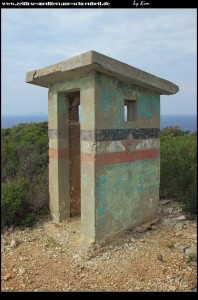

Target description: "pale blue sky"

left=1, top=8, right=197, bottom=115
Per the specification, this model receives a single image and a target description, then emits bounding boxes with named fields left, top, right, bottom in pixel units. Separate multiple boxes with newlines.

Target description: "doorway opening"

left=68, top=91, right=81, bottom=217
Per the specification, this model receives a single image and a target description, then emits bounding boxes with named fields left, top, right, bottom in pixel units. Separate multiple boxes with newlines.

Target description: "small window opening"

left=124, top=99, right=137, bottom=122
left=124, top=104, right=128, bottom=122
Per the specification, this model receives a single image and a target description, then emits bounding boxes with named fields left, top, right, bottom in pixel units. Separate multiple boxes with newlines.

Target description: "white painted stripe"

left=135, top=139, right=160, bottom=150
left=81, top=139, right=159, bottom=154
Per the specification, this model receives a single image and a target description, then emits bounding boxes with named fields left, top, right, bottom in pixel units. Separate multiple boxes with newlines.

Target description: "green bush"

left=1, top=122, right=48, bottom=182
left=181, top=179, right=197, bottom=215
left=160, top=127, right=197, bottom=215
left=1, top=122, right=49, bottom=229
left=19, top=212, right=37, bottom=227
left=1, top=179, right=29, bottom=228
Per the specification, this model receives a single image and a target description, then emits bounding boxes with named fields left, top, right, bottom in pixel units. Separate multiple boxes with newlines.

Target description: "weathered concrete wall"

left=94, top=72, right=160, bottom=129
left=48, top=72, right=96, bottom=244
left=95, top=160, right=160, bottom=241
left=81, top=72, right=160, bottom=241
left=48, top=89, right=70, bottom=222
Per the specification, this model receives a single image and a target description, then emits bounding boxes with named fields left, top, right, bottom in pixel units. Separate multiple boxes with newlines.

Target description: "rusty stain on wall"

left=68, top=92, right=81, bottom=217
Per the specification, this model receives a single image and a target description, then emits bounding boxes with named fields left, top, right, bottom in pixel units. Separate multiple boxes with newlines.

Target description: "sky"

left=1, top=8, right=197, bottom=115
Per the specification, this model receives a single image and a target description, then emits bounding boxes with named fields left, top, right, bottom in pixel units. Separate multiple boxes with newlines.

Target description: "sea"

left=1, top=114, right=197, bottom=132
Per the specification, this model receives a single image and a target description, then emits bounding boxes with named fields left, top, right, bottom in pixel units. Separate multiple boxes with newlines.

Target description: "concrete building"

left=26, top=51, right=179, bottom=246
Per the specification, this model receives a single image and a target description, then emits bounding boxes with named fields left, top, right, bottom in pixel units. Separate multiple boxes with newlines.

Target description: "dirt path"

left=1, top=200, right=197, bottom=292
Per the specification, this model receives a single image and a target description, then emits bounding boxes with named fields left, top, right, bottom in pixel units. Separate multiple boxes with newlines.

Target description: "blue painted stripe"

left=81, top=128, right=160, bottom=141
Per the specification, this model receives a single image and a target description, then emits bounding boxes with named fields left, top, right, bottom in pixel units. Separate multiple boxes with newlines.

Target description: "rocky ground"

left=1, top=199, right=197, bottom=292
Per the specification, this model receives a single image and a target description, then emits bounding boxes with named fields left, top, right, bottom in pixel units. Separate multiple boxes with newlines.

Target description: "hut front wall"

left=48, top=72, right=97, bottom=242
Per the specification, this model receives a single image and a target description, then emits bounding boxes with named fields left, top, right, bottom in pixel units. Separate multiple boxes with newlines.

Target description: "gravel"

left=1, top=201, right=197, bottom=292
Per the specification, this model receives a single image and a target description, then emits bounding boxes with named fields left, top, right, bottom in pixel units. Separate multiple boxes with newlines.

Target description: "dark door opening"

left=68, top=92, right=81, bottom=217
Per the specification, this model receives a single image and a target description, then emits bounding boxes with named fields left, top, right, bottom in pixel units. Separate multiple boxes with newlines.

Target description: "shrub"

left=1, top=179, right=29, bottom=229
left=160, top=127, right=197, bottom=215
left=1, top=122, right=48, bottom=182
left=19, top=212, right=37, bottom=227
left=1, top=122, right=49, bottom=229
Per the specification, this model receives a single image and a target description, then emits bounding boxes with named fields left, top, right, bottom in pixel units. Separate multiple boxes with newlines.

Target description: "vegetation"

left=160, top=126, right=197, bottom=216
left=1, top=122, right=197, bottom=229
left=1, top=122, right=49, bottom=229
left=1, top=179, right=29, bottom=228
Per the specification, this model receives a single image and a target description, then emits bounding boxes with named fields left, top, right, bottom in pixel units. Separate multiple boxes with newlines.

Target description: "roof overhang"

left=26, top=51, right=179, bottom=95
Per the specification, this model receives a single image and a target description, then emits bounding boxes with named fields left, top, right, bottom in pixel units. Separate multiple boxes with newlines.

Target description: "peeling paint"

left=96, top=158, right=160, bottom=240
left=149, top=198, right=153, bottom=208
left=136, top=138, right=160, bottom=150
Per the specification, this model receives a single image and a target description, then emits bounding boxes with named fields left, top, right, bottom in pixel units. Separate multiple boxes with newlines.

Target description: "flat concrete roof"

left=26, top=51, right=179, bottom=95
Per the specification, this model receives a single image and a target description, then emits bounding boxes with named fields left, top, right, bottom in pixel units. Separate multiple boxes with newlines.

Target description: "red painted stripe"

left=81, top=153, right=95, bottom=165
left=49, top=148, right=69, bottom=158
left=81, top=149, right=159, bottom=166
left=49, top=149, right=159, bottom=163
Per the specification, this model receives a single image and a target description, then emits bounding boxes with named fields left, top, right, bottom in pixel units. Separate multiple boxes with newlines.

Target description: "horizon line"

left=1, top=113, right=197, bottom=117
